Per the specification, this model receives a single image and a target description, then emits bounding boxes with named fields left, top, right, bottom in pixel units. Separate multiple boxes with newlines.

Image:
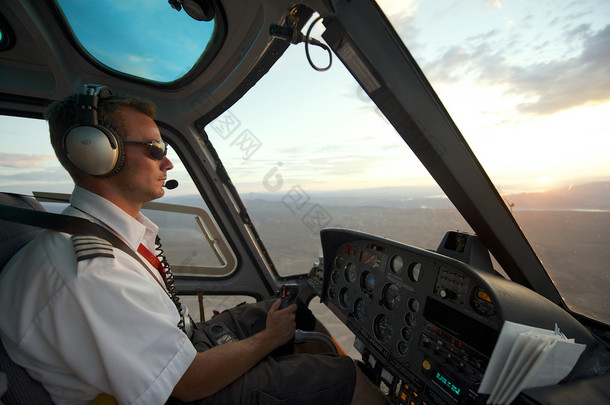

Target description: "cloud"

left=425, top=23, right=610, bottom=115
left=0, top=166, right=73, bottom=197
left=377, top=0, right=420, bottom=20
left=376, top=0, right=422, bottom=51
left=0, top=170, right=67, bottom=182
left=0, top=153, right=56, bottom=168
left=511, top=25, right=610, bottom=114
left=484, top=0, right=503, bottom=10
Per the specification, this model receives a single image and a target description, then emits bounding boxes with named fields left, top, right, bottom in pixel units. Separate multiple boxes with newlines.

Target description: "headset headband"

left=62, top=84, right=125, bottom=177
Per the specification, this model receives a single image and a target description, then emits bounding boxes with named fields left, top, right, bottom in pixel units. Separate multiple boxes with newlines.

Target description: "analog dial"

left=382, top=283, right=401, bottom=309
left=344, top=262, right=357, bottom=283
left=354, top=298, right=368, bottom=322
left=360, top=271, right=376, bottom=295
left=408, top=262, right=422, bottom=282
left=339, top=287, right=352, bottom=309
left=390, top=255, right=404, bottom=273
left=374, top=314, right=393, bottom=343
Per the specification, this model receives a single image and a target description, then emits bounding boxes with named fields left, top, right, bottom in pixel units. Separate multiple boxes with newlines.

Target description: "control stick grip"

left=279, top=284, right=299, bottom=309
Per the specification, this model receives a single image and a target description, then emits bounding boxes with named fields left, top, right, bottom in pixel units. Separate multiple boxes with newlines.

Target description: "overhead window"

left=54, top=0, right=219, bottom=83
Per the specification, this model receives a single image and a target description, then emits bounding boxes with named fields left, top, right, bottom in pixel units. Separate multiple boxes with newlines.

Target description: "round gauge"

left=328, top=286, right=337, bottom=301
left=390, top=255, right=404, bottom=273
left=408, top=262, right=422, bottom=282
left=408, top=298, right=420, bottom=312
left=405, top=311, right=417, bottom=327
left=373, top=314, right=393, bottom=343
left=344, top=262, right=357, bottom=283
left=382, top=283, right=401, bottom=309
left=397, top=341, right=409, bottom=356
left=401, top=327, right=412, bottom=341
left=331, top=270, right=339, bottom=284
left=339, top=287, right=352, bottom=309
left=335, top=255, right=344, bottom=270
left=354, top=298, right=368, bottom=322
left=360, top=271, right=376, bottom=295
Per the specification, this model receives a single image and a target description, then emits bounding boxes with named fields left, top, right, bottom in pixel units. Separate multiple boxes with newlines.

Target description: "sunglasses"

left=121, top=140, right=168, bottom=160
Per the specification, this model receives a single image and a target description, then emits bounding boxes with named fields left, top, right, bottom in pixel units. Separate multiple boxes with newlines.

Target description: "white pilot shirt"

left=0, top=186, right=197, bottom=405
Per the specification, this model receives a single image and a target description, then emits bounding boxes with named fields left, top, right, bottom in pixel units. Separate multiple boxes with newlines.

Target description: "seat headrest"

left=0, top=193, right=47, bottom=271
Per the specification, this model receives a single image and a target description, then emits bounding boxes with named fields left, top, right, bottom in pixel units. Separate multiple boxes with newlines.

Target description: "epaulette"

left=71, top=235, right=115, bottom=261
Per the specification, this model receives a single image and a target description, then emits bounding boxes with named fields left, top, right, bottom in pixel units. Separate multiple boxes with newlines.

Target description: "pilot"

left=0, top=87, right=386, bottom=405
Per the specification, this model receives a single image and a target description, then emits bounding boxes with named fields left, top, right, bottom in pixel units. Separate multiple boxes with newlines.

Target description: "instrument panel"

left=311, top=228, right=594, bottom=405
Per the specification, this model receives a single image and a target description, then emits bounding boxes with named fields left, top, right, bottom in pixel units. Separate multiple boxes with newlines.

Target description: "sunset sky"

left=395, top=0, right=610, bottom=192
left=207, top=0, right=610, bottom=195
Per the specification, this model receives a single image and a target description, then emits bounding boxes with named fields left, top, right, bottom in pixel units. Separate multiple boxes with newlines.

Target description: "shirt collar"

left=66, top=186, right=159, bottom=251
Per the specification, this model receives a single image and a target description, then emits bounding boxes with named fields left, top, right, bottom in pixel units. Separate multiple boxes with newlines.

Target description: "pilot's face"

left=115, top=108, right=173, bottom=204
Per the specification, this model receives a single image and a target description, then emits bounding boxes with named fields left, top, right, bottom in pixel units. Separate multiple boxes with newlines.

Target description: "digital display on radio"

left=434, top=371, right=462, bottom=399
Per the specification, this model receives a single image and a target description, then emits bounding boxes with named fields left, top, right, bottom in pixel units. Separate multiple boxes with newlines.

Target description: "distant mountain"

left=161, top=181, right=610, bottom=212
left=505, top=182, right=610, bottom=211
left=245, top=181, right=610, bottom=211
left=242, top=185, right=453, bottom=209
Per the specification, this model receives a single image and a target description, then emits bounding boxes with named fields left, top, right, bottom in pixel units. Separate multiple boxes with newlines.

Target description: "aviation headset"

left=62, top=84, right=125, bottom=177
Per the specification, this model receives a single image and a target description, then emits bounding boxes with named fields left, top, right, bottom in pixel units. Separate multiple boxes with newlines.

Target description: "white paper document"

left=478, top=321, right=586, bottom=404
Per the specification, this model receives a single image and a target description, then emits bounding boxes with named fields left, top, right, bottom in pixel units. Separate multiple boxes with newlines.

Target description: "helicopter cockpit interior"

left=1, top=0, right=609, bottom=404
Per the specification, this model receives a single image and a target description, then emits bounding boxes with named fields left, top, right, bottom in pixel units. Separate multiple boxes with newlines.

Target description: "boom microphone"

left=163, top=180, right=179, bottom=190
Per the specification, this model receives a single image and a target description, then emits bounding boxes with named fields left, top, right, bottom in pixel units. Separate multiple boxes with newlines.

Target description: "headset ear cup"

left=63, top=125, right=121, bottom=177
left=103, top=134, right=126, bottom=177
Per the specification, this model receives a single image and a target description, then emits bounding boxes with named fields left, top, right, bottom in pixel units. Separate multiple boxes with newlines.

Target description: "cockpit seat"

left=0, top=192, right=55, bottom=404
left=0, top=193, right=45, bottom=268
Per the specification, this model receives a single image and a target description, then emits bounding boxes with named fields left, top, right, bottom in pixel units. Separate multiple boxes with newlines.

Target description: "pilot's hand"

left=265, top=299, right=297, bottom=346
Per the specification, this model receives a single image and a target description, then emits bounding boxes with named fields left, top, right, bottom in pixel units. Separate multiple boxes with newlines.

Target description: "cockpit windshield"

left=208, top=1, right=609, bottom=324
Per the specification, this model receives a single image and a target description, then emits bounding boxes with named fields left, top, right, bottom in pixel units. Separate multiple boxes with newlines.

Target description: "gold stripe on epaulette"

left=71, top=235, right=114, bottom=261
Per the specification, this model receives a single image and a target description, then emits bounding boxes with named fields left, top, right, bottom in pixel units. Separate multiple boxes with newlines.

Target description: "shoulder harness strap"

left=0, top=204, right=138, bottom=264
